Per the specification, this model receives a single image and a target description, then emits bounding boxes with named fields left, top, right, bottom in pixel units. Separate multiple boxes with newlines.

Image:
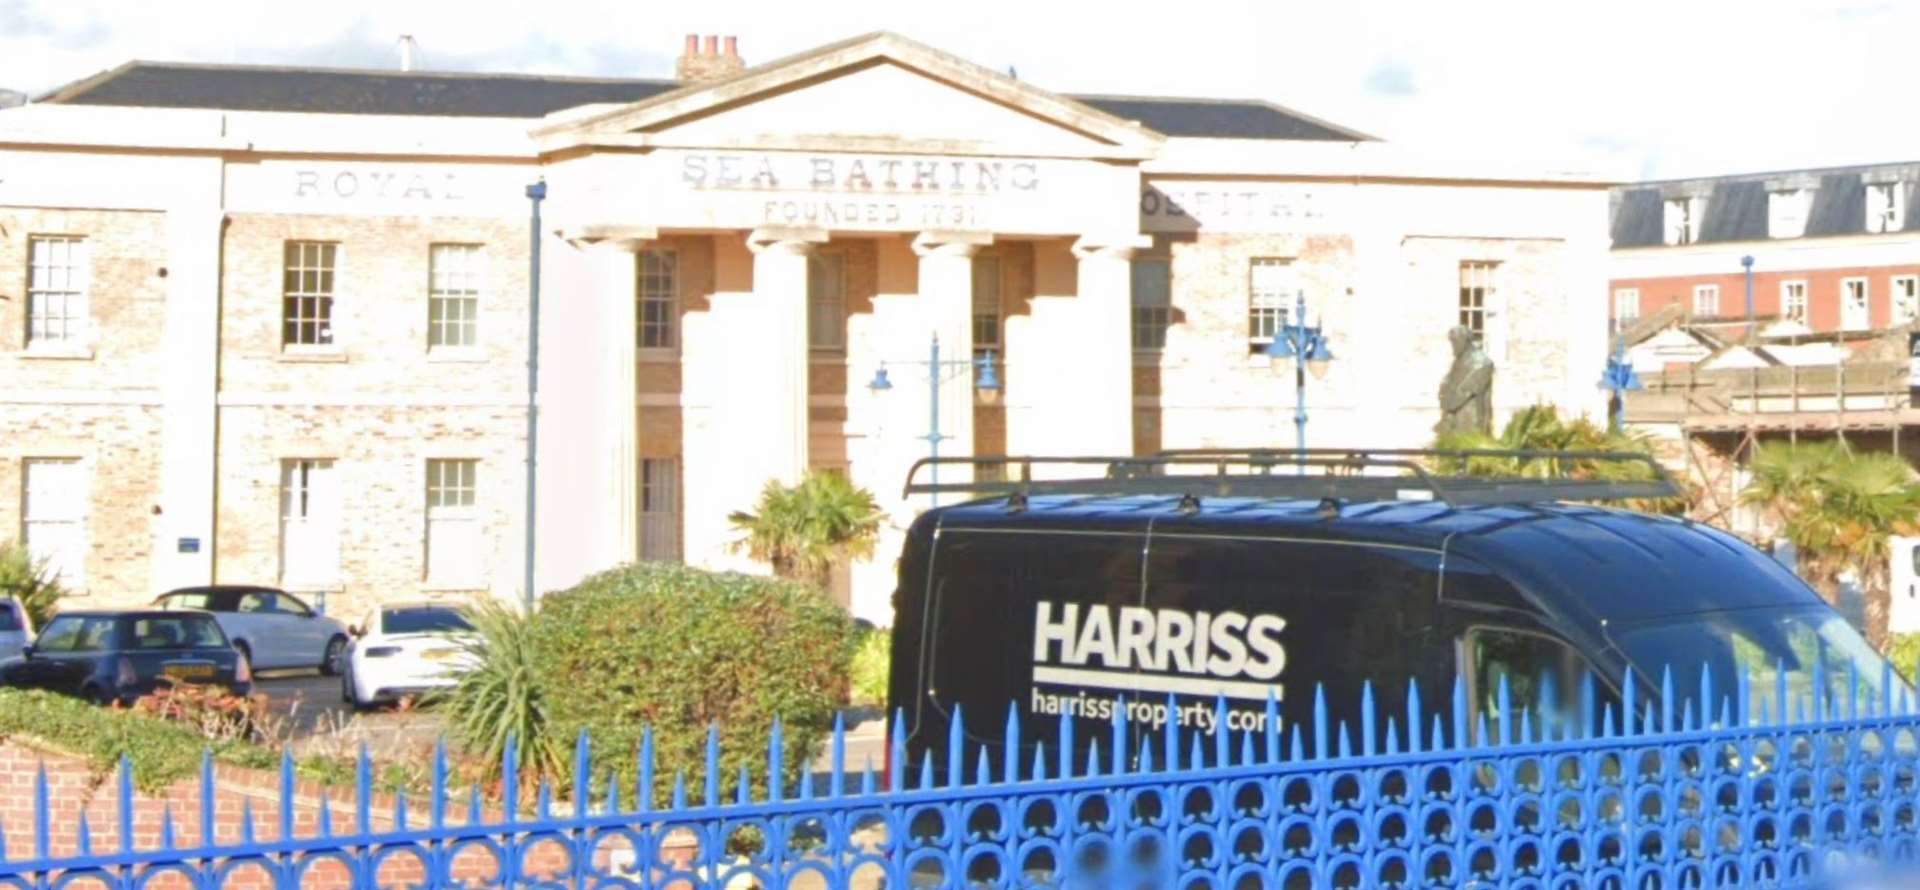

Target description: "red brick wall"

left=0, top=742, right=693, bottom=889
left=1611, top=263, right=1920, bottom=330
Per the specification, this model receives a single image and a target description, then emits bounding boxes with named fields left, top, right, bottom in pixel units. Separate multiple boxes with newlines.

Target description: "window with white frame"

left=636, top=249, right=677, bottom=350
left=1459, top=261, right=1497, bottom=341
left=283, top=241, right=337, bottom=346
left=807, top=252, right=847, bottom=352
left=27, top=236, right=88, bottom=346
left=1693, top=284, right=1721, bottom=318
left=428, top=244, right=483, bottom=349
left=1131, top=258, right=1172, bottom=350
left=639, top=458, right=680, bottom=563
left=1781, top=281, right=1809, bottom=324
left=1893, top=275, right=1919, bottom=326
left=1768, top=190, right=1812, bottom=239
left=1613, top=288, right=1641, bottom=321
left=279, top=459, right=339, bottom=586
left=1842, top=278, right=1871, bottom=330
left=23, top=458, right=86, bottom=588
left=424, top=459, right=482, bottom=587
left=972, top=256, right=1002, bottom=358
left=1663, top=197, right=1704, bottom=245
left=1867, top=182, right=1907, bottom=234
left=1248, top=257, right=1294, bottom=352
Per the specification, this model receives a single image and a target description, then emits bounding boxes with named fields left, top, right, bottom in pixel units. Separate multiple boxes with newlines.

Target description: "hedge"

left=0, top=689, right=278, bottom=792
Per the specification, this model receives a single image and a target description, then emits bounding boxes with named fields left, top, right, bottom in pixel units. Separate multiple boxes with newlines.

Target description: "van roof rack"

left=902, top=447, right=1682, bottom=508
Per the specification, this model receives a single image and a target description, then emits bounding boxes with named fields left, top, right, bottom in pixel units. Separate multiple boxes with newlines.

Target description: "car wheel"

left=320, top=635, right=349, bottom=677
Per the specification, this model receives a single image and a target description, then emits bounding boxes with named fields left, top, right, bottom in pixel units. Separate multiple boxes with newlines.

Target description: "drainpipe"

left=522, top=180, right=546, bottom=612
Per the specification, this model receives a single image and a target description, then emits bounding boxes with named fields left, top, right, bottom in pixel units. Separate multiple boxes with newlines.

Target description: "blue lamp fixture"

left=869, top=333, right=1000, bottom=506
left=1263, top=291, right=1334, bottom=472
left=1598, top=324, right=1643, bottom=433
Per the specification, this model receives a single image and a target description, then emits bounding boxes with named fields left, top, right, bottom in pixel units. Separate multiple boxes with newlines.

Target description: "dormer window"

left=1663, top=197, right=1704, bottom=245
left=1768, top=189, right=1811, bottom=239
left=1866, top=181, right=1907, bottom=234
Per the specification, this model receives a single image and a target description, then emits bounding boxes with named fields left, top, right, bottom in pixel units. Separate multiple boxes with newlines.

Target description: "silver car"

left=153, top=586, right=351, bottom=675
left=0, top=599, right=31, bottom=662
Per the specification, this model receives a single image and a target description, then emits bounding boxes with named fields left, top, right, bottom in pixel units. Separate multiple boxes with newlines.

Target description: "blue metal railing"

left=3, top=665, right=1919, bottom=889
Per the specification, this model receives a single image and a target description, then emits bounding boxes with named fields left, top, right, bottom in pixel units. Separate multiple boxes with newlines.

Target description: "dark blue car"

left=0, top=609, right=252, bottom=705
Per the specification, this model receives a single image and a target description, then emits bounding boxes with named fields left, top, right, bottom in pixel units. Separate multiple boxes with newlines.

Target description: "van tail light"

left=234, top=653, right=252, bottom=684
left=116, top=657, right=137, bottom=687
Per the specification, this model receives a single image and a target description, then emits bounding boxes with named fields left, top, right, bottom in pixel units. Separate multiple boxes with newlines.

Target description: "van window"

left=0, top=604, right=19, bottom=632
left=1464, top=627, right=1596, bottom=741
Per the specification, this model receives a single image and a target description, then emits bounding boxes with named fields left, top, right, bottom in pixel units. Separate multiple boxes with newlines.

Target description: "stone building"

left=0, top=32, right=1612, bottom=623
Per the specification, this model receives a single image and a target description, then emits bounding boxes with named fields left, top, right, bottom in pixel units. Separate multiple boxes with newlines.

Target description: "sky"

left=2, top=0, right=1915, bottom=182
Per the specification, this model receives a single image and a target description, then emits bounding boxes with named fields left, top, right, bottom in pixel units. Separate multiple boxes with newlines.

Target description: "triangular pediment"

left=533, top=32, right=1162, bottom=160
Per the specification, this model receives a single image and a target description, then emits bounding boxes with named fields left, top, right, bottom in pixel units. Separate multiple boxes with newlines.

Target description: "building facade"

left=1610, top=162, right=1920, bottom=332
left=0, top=32, right=1613, bottom=623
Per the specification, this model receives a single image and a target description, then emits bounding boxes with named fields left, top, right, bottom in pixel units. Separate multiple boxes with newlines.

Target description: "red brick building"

left=1610, top=162, right=1920, bottom=334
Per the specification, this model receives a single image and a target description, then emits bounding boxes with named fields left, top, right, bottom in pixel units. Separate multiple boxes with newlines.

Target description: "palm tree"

left=1741, top=442, right=1920, bottom=649
left=728, top=472, right=885, bottom=587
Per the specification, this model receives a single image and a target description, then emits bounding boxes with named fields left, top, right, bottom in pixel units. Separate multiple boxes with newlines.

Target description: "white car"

left=341, top=602, right=476, bottom=710
left=0, top=599, right=32, bottom=663
left=154, top=586, right=351, bottom=675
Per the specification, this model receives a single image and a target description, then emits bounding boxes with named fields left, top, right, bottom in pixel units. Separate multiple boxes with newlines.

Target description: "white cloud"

left=2, top=0, right=1913, bottom=180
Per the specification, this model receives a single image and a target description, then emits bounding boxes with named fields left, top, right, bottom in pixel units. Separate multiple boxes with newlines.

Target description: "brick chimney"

left=676, top=33, right=745, bottom=84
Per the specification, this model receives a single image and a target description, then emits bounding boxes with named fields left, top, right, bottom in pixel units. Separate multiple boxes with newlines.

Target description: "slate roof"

left=1611, top=161, right=1920, bottom=248
left=31, top=61, right=1372, bottom=142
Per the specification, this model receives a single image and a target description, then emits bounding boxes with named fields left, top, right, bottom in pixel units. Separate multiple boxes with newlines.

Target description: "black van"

left=886, top=449, right=1906, bottom=768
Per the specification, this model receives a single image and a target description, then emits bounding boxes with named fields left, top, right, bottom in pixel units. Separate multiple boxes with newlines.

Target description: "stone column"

left=907, top=231, right=992, bottom=487
left=1066, top=237, right=1144, bottom=457
left=152, top=201, right=225, bottom=591
left=594, top=240, right=642, bottom=565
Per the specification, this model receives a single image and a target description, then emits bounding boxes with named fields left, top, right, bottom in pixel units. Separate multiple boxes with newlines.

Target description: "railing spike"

left=1139, top=740, right=1155, bottom=775
left=239, top=799, right=256, bottom=846
left=1496, top=673, right=1513, bottom=747
left=395, top=790, right=410, bottom=832
left=1214, top=695, right=1230, bottom=767
left=639, top=726, right=656, bottom=813
left=199, top=748, right=215, bottom=851
left=890, top=709, right=908, bottom=794
left=671, top=771, right=687, bottom=811
left=1602, top=706, right=1616, bottom=739
left=1313, top=686, right=1328, bottom=759
left=1538, top=671, right=1558, bottom=743
left=831, top=712, right=847, bottom=798
left=500, top=734, right=517, bottom=823
left=1883, top=661, right=1896, bottom=719
left=1848, top=662, right=1860, bottom=720
left=1005, top=703, right=1021, bottom=784
left=1776, top=660, right=1790, bottom=727
left=118, top=753, right=134, bottom=854
left=1032, top=743, right=1048, bottom=783
left=1189, top=731, right=1206, bottom=772
left=1264, top=690, right=1280, bottom=763
left=1451, top=676, right=1468, bottom=750
left=1718, top=695, right=1731, bottom=730
left=1812, top=658, right=1827, bottom=723
left=1361, top=681, right=1377, bottom=757
left=159, top=804, right=176, bottom=850
left=1581, top=672, right=1597, bottom=740
left=0, top=815, right=8, bottom=862
left=975, top=746, right=991, bottom=786
left=1429, top=717, right=1444, bottom=754
left=280, top=749, right=296, bottom=841
left=76, top=810, right=92, bottom=857
left=606, top=772, right=622, bottom=814
left=734, top=765, right=751, bottom=806
left=1111, top=695, right=1129, bottom=776
left=573, top=729, right=591, bottom=813
left=768, top=717, right=785, bottom=803
left=948, top=704, right=965, bottom=789
left=1290, top=727, right=1305, bottom=762
left=1700, top=662, right=1715, bottom=730
left=1682, top=695, right=1696, bottom=733
left=917, top=751, right=934, bottom=791
left=704, top=723, right=720, bottom=807
left=797, top=764, right=812, bottom=801
left=318, top=790, right=333, bottom=838
left=1161, top=694, right=1180, bottom=773
left=432, top=737, right=448, bottom=828
left=1476, top=713, right=1491, bottom=751
left=537, top=781, right=551, bottom=820
left=1520, top=708, right=1534, bottom=746
left=468, top=783, right=482, bottom=825
left=1336, top=721, right=1352, bottom=759
left=860, top=757, right=876, bottom=797
left=1385, top=716, right=1401, bottom=756
left=1086, top=743, right=1101, bottom=778
left=1738, top=669, right=1753, bottom=729
left=1623, top=668, right=1637, bottom=737
left=1240, top=729, right=1255, bottom=766
left=1407, top=679, right=1424, bottom=755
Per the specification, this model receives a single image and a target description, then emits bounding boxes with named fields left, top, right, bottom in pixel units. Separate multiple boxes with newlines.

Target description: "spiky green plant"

left=435, top=599, right=565, bottom=788
left=0, top=539, right=66, bottom=629
left=1429, top=405, right=1689, bottom=513
left=728, top=471, right=885, bottom=586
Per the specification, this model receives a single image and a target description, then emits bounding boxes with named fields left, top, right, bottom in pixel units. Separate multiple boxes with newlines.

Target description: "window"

left=807, top=252, right=846, bottom=352
left=636, top=249, right=677, bottom=350
left=1781, top=281, right=1809, bottom=323
left=425, top=459, right=481, bottom=587
left=1613, top=288, right=1640, bottom=321
left=1459, top=261, right=1497, bottom=340
left=26, top=236, right=88, bottom=345
left=280, top=459, right=340, bottom=585
left=639, top=457, right=681, bottom=563
left=1464, top=627, right=1598, bottom=743
left=1842, top=278, right=1870, bottom=330
left=1692, top=284, right=1720, bottom=318
left=1768, top=189, right=1811, bottom=239
left=34, top=616, right=115, bottom=654
left=282, top=241, right=337, bottom=346
left=1867, top=182, right=1907, bottom=234
left=1893, top=276, right=1919, bottom=326
left=428, top=244, right=483, bottom=349
left=129, top=616, right=226, bottom=650
left=1131, top=258, right=1172, bottom=350
left=1248, top=257, right=1293, bottom=352
left=23, top=458, right=86, bottom=588
left=1663, top=196, right=1703, bottom=245
left=972, top=256, right=1002, bottom=358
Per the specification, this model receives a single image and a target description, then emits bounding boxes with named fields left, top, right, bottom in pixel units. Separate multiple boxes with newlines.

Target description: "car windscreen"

left=1613, top=607, right=1905, bottom=722
left=125, top=616, right=228, bottom=650
left=0, top=604, right=18, bottom=632
left=381, top=607, right=472, bottom=635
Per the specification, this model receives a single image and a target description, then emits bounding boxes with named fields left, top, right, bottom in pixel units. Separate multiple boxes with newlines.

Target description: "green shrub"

left=528, top=563, right=858, bottom=804
left=1889, top=633, right=1920, bottom=683
left=435, top=598, right=565, bottom=785
left=850, top=627, right=890, bottom=707
left=0, top=539, right=67, bottom=628
left=0, top=689, right=274, bottom=792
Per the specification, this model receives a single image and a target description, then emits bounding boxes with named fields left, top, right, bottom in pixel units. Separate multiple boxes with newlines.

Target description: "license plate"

left=423, top=649, right=459, bottom=661
left=164, top=664, right=215, bottom=681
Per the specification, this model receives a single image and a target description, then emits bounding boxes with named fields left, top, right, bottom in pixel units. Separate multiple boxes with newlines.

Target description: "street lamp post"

left=869, top=333, right=1000, bottom=506
left=1599, top=320, right=1644, bottom=433
left=1742, top=254, right=1756, bottom=332
left=1262, top=291, right=1334, bottom=472
left=521, top=179, right=546, bottom=613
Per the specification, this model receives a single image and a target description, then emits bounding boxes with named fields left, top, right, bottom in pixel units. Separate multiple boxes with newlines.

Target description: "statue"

left=1435, top=326, right=1494, bottom=437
